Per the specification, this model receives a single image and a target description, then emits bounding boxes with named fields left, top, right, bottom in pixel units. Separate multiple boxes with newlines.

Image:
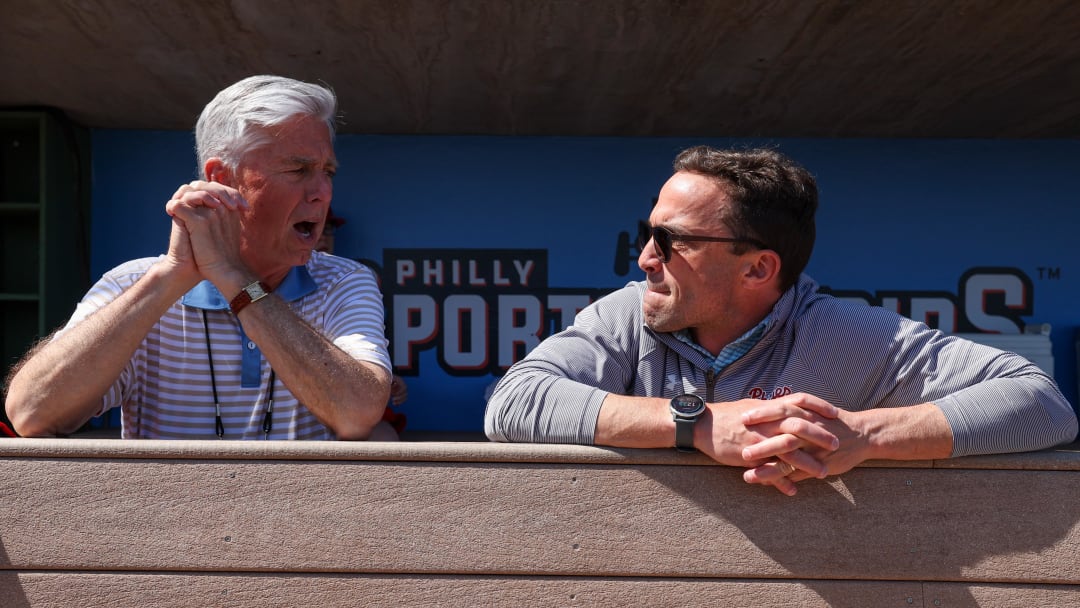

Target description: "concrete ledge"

left=2, top=439, right=1079, bottom=607
left=3, top=437, right=1079, bottom=468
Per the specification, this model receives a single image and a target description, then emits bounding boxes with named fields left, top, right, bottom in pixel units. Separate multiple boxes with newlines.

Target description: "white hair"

left=194, top=75, right=337, bottom=175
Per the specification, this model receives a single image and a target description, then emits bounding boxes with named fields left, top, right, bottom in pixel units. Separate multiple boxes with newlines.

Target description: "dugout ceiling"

left=2, top=0, right=1078, bottom=138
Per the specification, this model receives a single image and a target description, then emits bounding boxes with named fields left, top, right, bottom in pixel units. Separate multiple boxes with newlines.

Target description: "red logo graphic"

left=747, top=386, right=792, bottom=400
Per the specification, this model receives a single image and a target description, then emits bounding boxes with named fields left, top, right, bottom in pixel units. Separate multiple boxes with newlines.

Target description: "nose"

left=638, top=237, right=661, bottom=274
left=309, top=171, right=333, bottom=203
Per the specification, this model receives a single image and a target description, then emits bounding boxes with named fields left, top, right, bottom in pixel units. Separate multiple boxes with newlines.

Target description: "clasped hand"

left=708, top=393, right=865, bottom=496
left=164, top=181, right=250, bottom=288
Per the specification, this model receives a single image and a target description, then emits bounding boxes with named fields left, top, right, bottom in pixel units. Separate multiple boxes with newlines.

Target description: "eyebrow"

left=286, top=155, right=339, bottom=171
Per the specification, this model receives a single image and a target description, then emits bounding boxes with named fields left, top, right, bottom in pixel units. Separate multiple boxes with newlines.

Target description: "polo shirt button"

left=247, top=341, right=256, bottom=350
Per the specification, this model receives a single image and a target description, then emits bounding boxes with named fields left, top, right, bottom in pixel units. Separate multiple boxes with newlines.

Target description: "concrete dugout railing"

left=2, top=438, right=1079, bottom=607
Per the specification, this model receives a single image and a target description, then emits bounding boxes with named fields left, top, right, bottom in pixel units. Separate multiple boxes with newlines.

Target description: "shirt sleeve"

left=801, top=299, right=1077, bottom=457
left=317, top=263, right=392, bottom=375
left=484, top=284, right=642, bottom=444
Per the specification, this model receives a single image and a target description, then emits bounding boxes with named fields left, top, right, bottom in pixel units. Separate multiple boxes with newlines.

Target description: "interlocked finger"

left=776, top=461, right=796, bottom=476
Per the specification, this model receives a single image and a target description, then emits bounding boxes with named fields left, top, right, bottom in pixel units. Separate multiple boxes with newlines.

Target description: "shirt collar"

left=674, top=316, right=770, bottom=368
left=181, top=265, right=318, bottom=310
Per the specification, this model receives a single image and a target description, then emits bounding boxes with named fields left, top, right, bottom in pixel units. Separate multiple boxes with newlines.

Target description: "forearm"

left=597, top=395, right=802, bottom=468
left=836, top=318, right=1076, bottom=457
left=5, top=263, right=194, bottom=436
left=594, top=393, right=675, bottom=448
left=237, top=296, right=391, bottom=440
left=853, top=403, right=954, bottom=462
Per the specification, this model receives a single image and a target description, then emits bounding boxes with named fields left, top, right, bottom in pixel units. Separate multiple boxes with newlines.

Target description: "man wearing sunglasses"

left=485, top=145, right=1076, bottom=496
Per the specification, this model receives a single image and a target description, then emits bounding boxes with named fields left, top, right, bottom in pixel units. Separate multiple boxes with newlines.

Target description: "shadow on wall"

left=0, top=540, right=30, bottom=608
left=645, top=464, right=1080, bottom=606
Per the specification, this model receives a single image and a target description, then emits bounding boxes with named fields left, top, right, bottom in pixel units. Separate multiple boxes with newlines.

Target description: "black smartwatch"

left=670, top=394, right=706, bottom=452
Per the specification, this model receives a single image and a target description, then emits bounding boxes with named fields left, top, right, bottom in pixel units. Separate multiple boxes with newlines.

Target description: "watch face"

left=671, top=394, right=705, bottom=416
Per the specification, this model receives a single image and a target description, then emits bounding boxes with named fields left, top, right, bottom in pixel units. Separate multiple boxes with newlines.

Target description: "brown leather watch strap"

left=229, top=281, right=271, bottom=315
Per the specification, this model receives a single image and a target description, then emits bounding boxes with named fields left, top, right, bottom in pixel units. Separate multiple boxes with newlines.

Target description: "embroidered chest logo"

left=748, top=386, right=792, bottom=400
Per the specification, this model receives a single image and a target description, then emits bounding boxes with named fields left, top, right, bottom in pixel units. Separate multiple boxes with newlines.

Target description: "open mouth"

left=294, top=221, right=317, bottom=238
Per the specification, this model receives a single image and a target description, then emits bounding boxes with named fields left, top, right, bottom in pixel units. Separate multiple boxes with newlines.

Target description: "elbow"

left=484, top=398, right=516, bottom=443
left=334, top=415, right=383, bottom=441
left=335, top=427, right=373, bottom=441
left=11, top=421, right=54, bottom=438
left=1045, top=389, right=1079, bottom=447
left=333, top=378, right=391, bottom=441
left=333, top=404, right=388, bottom=441
left=483, top=409, right=505, bottom=442
left=1059, top=408, right=1079, bottom=446
left=483, top=385, right=512, bottom=442
left=5, top=377, right=95, bottom=437
left=4, top=386, right=31, bottom=436
left=5, top=397, right=52, bottom=438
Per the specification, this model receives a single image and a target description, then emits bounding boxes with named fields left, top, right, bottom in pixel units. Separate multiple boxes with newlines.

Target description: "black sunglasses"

left=636, top=222, right=768, bottom=263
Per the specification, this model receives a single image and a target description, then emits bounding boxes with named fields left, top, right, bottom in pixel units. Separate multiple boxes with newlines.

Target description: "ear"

left=741, top=249, right=782, bottom=290
left=203, top=158, right=233, bottom=185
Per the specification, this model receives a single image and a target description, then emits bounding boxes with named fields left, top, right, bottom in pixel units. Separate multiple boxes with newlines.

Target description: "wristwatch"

left=229, top=281, right=271, bottom=315
left=670, top=393, right=706, bottom=452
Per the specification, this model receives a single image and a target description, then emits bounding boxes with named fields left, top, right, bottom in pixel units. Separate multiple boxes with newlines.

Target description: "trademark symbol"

left=1036, top=267, right=1061, bottom=280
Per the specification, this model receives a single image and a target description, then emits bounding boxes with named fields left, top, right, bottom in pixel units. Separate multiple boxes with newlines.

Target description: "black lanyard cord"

left=202, top=310, right=225, bottom=438
left=262, top=369, right=276, bottom=439
left=202, top=309, right=275, bottom=439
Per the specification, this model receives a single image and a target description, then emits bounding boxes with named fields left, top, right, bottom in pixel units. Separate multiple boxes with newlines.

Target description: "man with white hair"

left=5, top=75, right=395, bottom=440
